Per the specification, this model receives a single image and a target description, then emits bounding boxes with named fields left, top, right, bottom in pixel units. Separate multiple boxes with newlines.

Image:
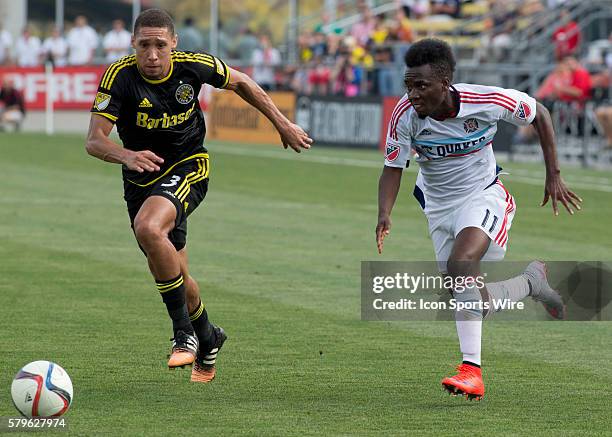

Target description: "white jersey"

left=384, top=83, right=536, bottom=214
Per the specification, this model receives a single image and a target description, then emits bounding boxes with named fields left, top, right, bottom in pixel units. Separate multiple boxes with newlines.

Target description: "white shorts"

left=427, top=180, right=516, bottom=272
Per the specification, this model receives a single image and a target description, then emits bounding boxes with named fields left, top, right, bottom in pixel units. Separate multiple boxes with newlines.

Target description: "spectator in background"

left=559, top=56, right=593, bottom=105
left=520, top=56, right=592, bottom=142
left=391, top=8, right=414, bottom=43
left=177, top=17, right=203, bottom=52
left=0, top=77, right=26, bottom=132
left=398, top=0, right=431, bottom=19
left=430, top=0, right=461, bottom=19
left=535, top=57, right=591, bottom=108
left=310, top=32, right=328, bottom=58
left=535, top=59, right=572, bottom=103
left=42, top=27, right=68, bottom=66
left=15, top=27, right=42, bottom=67
left=308, top=55, right=331, bottom=95
left=552, top=9, right=581, bottom=60
left=332, top=50, right=360, bottom=97
left=235, top=28, right=259, bottom=63
left=251, top=34, right=281, bottom=91
left=0, top=23, right=13, bottom=65
left=595, top=103, right=612, bottom=149
left=103, top=19, right=131, bottom=63
left=399, top=0, right=430, bottom=19
left=350, top=7, right=376, bottom=46
left=314, top=12, right=343, bottom=36
left=66, top=16, right=98, bottom=65
left=370, top=14, right=389, bottom=46
left=216, top=21, right=231, bottom=59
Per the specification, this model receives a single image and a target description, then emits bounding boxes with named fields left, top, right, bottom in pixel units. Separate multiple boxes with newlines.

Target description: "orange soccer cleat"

left=167, top=330, right=199, bottom=369
left=441, top=363, right=485, bottom=401
left=191, top=326, right=227, bottom=383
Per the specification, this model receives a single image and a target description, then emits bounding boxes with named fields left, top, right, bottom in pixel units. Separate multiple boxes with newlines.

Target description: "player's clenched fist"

left=124, top=150, right=164, bottom=173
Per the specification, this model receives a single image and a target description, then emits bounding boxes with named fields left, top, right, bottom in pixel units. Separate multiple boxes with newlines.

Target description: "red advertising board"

left=0, top=66, right=211, bottom=111
left=379, top=96, right=402, bottom=151
left=0, top=66, right=106, bottom=110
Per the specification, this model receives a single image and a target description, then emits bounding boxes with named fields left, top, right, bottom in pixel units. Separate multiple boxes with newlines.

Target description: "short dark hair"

left=404, top=38, right=456, bottom=81
left=134, top=8, right=175, bottom=35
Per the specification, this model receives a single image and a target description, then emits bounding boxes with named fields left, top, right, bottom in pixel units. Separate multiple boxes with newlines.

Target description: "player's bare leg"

left=177, top=249, right=227, bottom=383
left=134, top=196, right=198, bottom=368
left=441, top=228, right=567, bottom=400
left=442, top=227, right=490, bottom=401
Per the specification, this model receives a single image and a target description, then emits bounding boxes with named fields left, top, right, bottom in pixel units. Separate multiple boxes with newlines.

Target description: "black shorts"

left=125, top=155, right=209, bottom=252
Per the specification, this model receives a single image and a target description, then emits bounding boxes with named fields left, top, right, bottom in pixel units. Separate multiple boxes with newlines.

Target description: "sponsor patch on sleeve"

left=385, top=144, right=400, bottom=162
left=514, top=101, right=532, bottom=120
left=94, top=91, right=111, bottom=111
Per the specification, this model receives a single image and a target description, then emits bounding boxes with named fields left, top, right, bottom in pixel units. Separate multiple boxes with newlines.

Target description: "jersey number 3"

left=161, top=175, right=181, bottom=187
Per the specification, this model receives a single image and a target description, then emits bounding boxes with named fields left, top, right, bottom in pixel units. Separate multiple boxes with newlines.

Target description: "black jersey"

left=90, top=51, right=230, bottom=186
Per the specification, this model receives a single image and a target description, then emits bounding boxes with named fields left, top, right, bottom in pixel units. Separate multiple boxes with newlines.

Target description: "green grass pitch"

left=0, top=132, right=611, bottom=435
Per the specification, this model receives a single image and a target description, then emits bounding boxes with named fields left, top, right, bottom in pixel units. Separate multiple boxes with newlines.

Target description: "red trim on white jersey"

left=459, top=91, right=517, bottom=106
left=390, top=99, right=412, bottom=140
left=389, top=95, right=410, bottom=124
left=460, top=98, right=515, bottom=112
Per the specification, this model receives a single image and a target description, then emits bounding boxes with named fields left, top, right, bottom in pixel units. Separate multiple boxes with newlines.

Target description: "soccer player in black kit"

left=85, top=9, right=312, bottom=383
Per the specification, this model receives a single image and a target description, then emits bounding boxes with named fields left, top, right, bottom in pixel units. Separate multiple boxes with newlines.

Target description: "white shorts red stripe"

left=494, top=181, right=515, bottom=248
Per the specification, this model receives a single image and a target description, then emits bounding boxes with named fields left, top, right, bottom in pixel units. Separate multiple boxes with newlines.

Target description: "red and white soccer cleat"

left=441, top=363, right=485, bottom=401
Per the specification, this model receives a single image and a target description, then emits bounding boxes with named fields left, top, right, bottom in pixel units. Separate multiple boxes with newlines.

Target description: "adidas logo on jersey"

left=139, top=98, right=153, bottom=108
left=420, top=129, right=432, bottom=136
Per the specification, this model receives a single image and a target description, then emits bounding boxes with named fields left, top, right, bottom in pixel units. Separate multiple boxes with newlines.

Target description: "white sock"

left=454, top=283, right=482, bottom=366
left=485, top=275, right=530, bottom=315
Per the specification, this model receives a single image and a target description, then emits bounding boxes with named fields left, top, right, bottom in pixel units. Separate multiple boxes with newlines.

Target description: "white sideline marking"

left=213, top=146, right=612, bottom=193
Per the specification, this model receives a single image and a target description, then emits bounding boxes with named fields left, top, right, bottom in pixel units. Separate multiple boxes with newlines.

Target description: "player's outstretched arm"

left=224, top=67, right=313, bottom=153
left=376, top=166, right=403, bottom=254
left=532, top=101, right=582, bottom=215
left=85, top=114, right=164, bottom=173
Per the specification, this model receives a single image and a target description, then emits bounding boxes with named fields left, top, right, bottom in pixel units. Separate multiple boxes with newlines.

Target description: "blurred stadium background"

left=1, top=1, right=612, bottom=434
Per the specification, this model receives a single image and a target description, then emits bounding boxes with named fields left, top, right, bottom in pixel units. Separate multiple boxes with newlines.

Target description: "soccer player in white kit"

left=376, top=39, right=582, bottom=400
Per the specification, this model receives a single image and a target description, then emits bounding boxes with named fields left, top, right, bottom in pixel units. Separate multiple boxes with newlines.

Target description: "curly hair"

left=404, top=38, right=456, bottom=81
left=134, top=8, right=175, bottom=35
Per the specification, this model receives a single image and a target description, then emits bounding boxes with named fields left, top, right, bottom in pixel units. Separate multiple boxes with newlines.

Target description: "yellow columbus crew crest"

left=175, top=83, right=194, bottom=104
left=93, top=91, right=111, bottom=111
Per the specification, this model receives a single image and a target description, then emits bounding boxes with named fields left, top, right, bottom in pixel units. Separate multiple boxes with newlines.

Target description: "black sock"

left=189, top=300, right=215, bottom=350
left=156, top=274, right=193, bottom=335
left=463, top=360, right=481, bottom=368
